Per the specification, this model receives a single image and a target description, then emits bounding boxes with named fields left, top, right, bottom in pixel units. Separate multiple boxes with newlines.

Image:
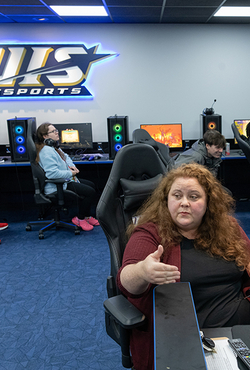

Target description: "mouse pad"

left=153, top=282, right=207, bottom=370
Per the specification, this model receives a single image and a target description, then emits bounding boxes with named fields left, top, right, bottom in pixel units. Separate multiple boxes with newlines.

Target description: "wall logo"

left=0, top=44, right=116, bottom=98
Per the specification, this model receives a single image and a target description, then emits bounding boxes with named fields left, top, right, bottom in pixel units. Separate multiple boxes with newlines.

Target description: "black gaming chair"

left=231, top=122, right=250, bottom=164
left=96, top=143, right=166, bottom=368
left=25, top=120, right=81, bottom=239
left=132, top=128, right=175, bottom=171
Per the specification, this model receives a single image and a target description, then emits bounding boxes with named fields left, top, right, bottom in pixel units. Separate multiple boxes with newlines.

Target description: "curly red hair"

left=129, top=163, right=250, bottom=269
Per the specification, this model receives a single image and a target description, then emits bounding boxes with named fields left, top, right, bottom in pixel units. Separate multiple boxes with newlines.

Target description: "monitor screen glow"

left=140, top=123, right=183, bottom=148
left=54, top=122, right=93, bottom=150
left=234, top=119, right=250, bottom=144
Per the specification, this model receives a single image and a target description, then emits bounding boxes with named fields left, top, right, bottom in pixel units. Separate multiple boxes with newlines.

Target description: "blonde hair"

left=128, top=163, right=250, bottom=269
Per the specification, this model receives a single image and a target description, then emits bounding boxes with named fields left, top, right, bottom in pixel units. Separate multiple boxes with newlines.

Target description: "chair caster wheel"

left=26, top=225, right=31, bottom=231
left=39, top=233, right=44, bottom=239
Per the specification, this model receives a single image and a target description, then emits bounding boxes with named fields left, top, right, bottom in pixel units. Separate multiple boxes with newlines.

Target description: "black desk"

left=219, top=150, right=250, bottom=199
left=0, top=155, right=113, bottom=217
left=0, top=155, right=113, bottom=193
left=153, top=283, right=250, bottom=370
left=1, top=148, right=250, bottom=215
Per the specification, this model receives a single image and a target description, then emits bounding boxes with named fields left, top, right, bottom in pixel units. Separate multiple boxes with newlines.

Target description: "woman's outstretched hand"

left=141, top=245, right=180, bottom=285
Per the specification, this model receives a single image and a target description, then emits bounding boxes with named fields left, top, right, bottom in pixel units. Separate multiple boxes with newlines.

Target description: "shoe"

left=0, top=222, right=8, bottom=230
left=86, top=217, right=100, bottom=226
left=72, top=216, right=93, bottom=231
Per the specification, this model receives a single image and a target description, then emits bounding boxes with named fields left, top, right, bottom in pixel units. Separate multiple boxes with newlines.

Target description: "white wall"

left=0, top=23, right=250, bottom=144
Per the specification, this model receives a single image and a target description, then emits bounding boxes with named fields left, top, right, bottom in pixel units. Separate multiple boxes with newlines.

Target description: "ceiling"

left=0, top=0, right=250, bottom=24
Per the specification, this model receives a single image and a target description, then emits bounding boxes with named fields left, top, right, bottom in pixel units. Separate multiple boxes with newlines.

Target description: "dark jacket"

left=174, top=139, right=222, bottom=177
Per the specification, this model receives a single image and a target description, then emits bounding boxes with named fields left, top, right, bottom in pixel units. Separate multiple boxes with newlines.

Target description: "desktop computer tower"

left=202, top=114, right=222, bottom=135
left=107, top=116, right=129, bottom=159
left=7, top=117, right=36, bottom=162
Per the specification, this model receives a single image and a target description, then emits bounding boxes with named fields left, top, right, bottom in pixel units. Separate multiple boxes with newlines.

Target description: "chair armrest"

left=45, top=178, right=70, bottom=206
left=104, top=295, right=145, bottom=329
left=45, top=178, right=67, bottom=184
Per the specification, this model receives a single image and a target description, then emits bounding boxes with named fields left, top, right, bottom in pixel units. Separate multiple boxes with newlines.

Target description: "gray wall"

left=0, top=23, right=249, bottom=144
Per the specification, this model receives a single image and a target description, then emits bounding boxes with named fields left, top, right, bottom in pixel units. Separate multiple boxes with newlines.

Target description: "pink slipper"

left=86, top=217, right=100, bottom=226
left=72, top=217, right=93, bottom=231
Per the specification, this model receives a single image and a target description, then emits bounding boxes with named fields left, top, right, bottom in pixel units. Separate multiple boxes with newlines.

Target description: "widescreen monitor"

left=234, top=119, right=250, bottom=144
left=140, top=123, right=183, bottom=149
left=54, top=122, right=93, bottom=150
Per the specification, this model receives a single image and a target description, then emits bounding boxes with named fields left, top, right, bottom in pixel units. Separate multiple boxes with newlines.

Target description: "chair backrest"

left=96, top=143, right=165, bottom=297
left=25, top=120, right=52, bottom=205
left=26, top=119, right=37, bottom=163
left=231, top=122, right=250, bottom=164
left=132, top=128, right=174, bottom=170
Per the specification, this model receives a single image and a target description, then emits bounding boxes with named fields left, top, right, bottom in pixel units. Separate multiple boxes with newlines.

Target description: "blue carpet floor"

left=0, top=200, right=250, bottom=369
left=0, top=222, right=124, bottom=370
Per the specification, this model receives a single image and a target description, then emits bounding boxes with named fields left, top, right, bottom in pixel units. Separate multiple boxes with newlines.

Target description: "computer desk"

left=0, top=154, right=113, bottom=216
left=1, top=149, right=250, bottom=208
left=154, top=283, right=250, bottom=370
left=219, top=149, right=250, bottom=199
left=0, top=154, right=113, bottom=193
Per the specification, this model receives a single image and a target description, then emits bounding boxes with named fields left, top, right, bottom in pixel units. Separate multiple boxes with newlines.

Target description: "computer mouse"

left=88, top=155, right=95, bottom=161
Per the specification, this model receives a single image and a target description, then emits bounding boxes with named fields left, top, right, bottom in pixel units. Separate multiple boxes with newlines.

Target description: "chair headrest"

left=120, top=173, right=163, bottom=211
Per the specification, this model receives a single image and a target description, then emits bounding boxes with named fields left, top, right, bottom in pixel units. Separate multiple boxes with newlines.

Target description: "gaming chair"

left=96, top=143, right=166, bottom=368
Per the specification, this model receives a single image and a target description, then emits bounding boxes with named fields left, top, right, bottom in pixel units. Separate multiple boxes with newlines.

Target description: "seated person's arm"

left=174, top=151, right=203, bottom=167
left=61, top=149, right=79, bottom=174
left=40, top=147, right=72, bottom=179
left=120, top=245, right=180, bottom=295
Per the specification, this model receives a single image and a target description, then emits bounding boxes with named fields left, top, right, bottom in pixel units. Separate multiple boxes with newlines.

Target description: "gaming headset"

left=44, top=138, right=60, bottom=148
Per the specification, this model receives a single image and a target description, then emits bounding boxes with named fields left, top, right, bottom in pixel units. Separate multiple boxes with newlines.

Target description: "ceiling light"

left=33, top=17, right=48, bottom=22
left=50, top=6, right=108, bottom=17
left=214, top=7, right=250, bottom=17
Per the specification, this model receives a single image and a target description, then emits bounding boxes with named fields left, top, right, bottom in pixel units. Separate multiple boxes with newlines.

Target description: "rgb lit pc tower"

left=7, top=117, right=36, bottom=162
left=107, top=116, right=129, bottom=159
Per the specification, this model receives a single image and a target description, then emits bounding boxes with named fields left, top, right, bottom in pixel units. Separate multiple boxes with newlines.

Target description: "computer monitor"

left=54, top=123, right=93, bottom=150
left=140, top=123, right=183, bottom=149
left=234, top=119, right=250, bottom=144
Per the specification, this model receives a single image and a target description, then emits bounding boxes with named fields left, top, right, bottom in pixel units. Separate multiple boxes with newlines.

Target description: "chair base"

left=26, top=219, right=81, bottom=239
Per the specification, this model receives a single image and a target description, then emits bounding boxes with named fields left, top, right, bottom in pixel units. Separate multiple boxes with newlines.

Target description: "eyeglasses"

left=47, top=129, right=59, bottom=134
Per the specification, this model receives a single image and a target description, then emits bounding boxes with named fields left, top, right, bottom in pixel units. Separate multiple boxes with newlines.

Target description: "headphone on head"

left=44, top=138, right=60, bottom=148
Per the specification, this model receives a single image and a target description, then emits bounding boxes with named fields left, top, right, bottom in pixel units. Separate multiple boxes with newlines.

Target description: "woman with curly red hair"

left=117, top=163, right=250, bottom=370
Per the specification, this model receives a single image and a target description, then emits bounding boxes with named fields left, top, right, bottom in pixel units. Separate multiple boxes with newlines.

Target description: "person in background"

left=117, top=163, right=250, bottom=370
left=175, top=130, right=226, bottom=177
left=35, top=123, right=99, bottom=231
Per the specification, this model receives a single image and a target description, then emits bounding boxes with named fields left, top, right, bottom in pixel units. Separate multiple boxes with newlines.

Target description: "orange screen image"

left=61, top=129, right=80, bottom=143
left=140, top=124, right=182, bottom=148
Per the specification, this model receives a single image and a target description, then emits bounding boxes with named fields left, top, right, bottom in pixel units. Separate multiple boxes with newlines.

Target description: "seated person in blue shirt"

left=35, top=122, right=99, bottom=231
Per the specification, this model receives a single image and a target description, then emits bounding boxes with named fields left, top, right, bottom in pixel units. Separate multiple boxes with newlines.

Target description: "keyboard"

left=69, top=153, right=107, bottom=161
